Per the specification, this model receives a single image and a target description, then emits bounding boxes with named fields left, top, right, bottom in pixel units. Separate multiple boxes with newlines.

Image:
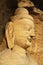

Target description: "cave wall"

left=31, top=0, right=43, bottom=10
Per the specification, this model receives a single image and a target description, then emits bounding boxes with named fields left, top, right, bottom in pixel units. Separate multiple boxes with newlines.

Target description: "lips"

left=27, top=36, right=32, bottom=42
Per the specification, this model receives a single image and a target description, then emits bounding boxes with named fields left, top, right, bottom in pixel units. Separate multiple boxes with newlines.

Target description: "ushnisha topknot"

left=15, top=8, right=29, bottom=15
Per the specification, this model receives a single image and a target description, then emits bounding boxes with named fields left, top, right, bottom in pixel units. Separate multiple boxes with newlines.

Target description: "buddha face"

left=14, top=17, right=35, bottom=48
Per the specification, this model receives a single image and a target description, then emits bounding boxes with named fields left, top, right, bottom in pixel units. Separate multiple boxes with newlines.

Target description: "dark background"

left=31, top=0, right=43, bottom=10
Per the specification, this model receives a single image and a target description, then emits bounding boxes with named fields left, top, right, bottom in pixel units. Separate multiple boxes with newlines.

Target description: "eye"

left=28, top=26, right=32, bottom=31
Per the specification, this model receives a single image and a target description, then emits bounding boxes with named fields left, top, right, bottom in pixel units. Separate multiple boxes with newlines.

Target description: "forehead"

left=14, top=18, right=34, bottom=31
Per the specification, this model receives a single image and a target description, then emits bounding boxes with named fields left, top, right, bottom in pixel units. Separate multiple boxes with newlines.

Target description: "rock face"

left=5, top=8, right=35, bottom=49
left=18, top=0, right=34, bottom=7
left=33, top=7, right=43, bottom=15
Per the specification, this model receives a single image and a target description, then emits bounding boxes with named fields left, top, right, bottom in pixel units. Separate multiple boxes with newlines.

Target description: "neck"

left=13, top=45, right=26, bottom=55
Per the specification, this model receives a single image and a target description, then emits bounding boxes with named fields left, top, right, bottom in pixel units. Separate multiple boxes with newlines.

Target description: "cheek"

left=15, top=34, right=32, bottom=48
left=15, top=37, right=27, bottom=48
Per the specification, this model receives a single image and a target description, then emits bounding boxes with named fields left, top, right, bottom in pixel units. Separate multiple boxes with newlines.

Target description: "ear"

left=5, top=22, right=15, bottom=49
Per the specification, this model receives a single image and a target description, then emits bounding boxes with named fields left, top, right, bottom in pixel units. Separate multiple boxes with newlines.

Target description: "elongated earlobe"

left=5, top=22, right=15, bottom=49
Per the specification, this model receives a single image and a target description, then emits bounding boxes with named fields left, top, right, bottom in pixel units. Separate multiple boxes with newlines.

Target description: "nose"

left=29, top=28, right=35, bottom=37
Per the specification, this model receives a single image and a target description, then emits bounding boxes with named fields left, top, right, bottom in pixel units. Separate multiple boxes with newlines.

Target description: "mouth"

left=24, top=39, right=32, bottom=49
